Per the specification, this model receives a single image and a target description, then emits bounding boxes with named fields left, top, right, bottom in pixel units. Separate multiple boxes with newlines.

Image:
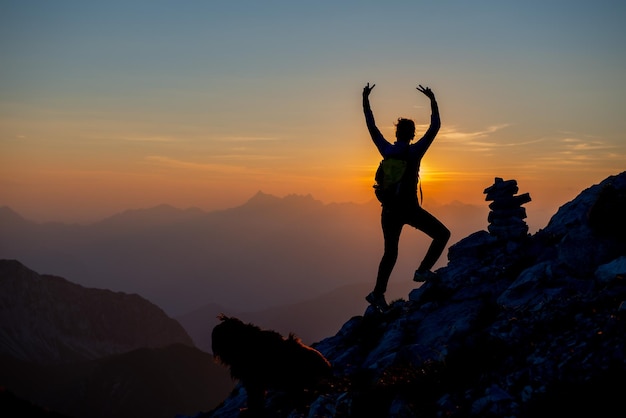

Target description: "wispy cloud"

left=117, top=135, right=179, bottom=143
left=144, top=156, right=251, bottom=173
left=211, top=153, right=286, bottom=161
left=559, top=137, right=616, bottom=152
left=528, top=136, right=624, bottom=171
left=143, top=154, right=284, bottom=173
left=434, top=124, right=547, bottom=153
left=218, top=136, right=282, bottom=142
left=438, top=124, right=511, bottom=142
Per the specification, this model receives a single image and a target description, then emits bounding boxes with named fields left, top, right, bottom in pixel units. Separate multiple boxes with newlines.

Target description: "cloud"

left=435, top=124, right=546, bottom=152
left=144, top=154, right=284, bottom=173
left=528, top=136, right=624, bottom=171
left=144, top=156, right=251, bottom=173
left=438, top=124, right=511, bottom=142
left=559, top=137, right=616, bottom=152
left=116, top=135, right=179, bottom=143
left=212, top=153, right=286, bottom=161
left=218, top=136, right=281, bottom=142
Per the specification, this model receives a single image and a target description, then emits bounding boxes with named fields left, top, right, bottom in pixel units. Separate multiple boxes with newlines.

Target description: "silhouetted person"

left=363, top=83, right=450, bottom=312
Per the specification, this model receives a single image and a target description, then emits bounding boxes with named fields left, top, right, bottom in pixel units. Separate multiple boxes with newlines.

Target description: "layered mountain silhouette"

left=4, top=173, right=624, bottom=417
left=0, top=194, right=487, bottom=316
left=201, top=172, right=626, bottom=418
left=0, top=260, right=233, bottom=418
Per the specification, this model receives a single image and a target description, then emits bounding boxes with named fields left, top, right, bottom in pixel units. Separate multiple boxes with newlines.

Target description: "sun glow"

left=418, top=163, right=432, bottom=183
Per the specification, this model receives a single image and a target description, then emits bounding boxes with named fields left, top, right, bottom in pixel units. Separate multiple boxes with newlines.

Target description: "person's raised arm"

left=363, top=83, right=388, bottom=154
left=362, top=82, right=377, bottom=131
left=416, top=84, right=441, bottom=142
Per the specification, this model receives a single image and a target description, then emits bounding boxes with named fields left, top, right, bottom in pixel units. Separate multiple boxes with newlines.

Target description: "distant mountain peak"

left=246, top=190, right=282, bottom=204
left=242, top=191, right=323, bottom=209
left=0, top=206, right=28, bottom=223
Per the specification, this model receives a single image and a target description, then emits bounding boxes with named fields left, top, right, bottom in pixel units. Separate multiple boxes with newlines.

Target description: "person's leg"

left=408, top=206, right=450, bottom=273
left=373, top=208, right=404, bottom=295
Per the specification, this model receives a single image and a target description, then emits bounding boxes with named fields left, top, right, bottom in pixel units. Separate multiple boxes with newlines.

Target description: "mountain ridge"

left=0, top=260, right=234, bottom=418
left=0, top=259, right=194, bottom=364
left=0, top=194, right=487, bottom=315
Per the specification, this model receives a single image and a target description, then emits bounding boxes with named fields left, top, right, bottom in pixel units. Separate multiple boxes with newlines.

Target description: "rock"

left=595, top=256, right=626, bottom=284
left=483, top=178, right=532, bottom=240
left=483, top=178, right=519, bottom=200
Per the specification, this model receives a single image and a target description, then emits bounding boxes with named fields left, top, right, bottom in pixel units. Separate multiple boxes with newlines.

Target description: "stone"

left=483, top=178, right=531, bottom=240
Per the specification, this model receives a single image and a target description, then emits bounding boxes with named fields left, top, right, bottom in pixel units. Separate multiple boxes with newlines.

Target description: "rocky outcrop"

left=204, top=171, right=626, bottom=418
left=0, top=259, right=194, bottom=364
left=484, top=177, right=531, bottom=240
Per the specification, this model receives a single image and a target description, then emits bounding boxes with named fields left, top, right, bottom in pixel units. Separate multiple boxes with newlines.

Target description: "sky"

left=2, top=0, right=625, bottom=223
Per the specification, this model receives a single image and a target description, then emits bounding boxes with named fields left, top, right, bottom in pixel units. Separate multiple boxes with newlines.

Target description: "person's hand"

left=417, top=84, right=436, bottom=100
left=363, top=82, right=376, bottom=98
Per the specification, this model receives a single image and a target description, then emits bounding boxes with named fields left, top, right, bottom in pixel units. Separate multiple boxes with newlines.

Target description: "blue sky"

left=2, top=0, right=625, bottom=222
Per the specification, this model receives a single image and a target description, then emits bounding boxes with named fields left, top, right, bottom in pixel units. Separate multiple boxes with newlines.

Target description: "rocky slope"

left=204, top=171, right=626, bottom=418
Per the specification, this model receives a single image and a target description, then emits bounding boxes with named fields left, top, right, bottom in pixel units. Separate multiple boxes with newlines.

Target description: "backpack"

left=373, top=157, right=409, bottom=204
left=373, top=156, right=423, bottom=205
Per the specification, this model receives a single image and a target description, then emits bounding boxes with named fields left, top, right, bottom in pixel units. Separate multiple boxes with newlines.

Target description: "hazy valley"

left=1, top=192, right=495, bottom=319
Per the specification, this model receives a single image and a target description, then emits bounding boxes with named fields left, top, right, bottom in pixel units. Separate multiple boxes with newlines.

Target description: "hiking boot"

left=366, top=292, right=389, bottom=313
left=413, top=269, right=437, bottom=283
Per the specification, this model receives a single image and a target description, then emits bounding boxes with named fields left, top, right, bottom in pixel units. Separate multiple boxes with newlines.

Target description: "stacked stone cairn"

left=483, top=177, right=532, bottom=240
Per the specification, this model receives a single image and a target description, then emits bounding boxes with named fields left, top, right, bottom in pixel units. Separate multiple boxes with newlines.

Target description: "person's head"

left=395, top=118, right=415, bottom=142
